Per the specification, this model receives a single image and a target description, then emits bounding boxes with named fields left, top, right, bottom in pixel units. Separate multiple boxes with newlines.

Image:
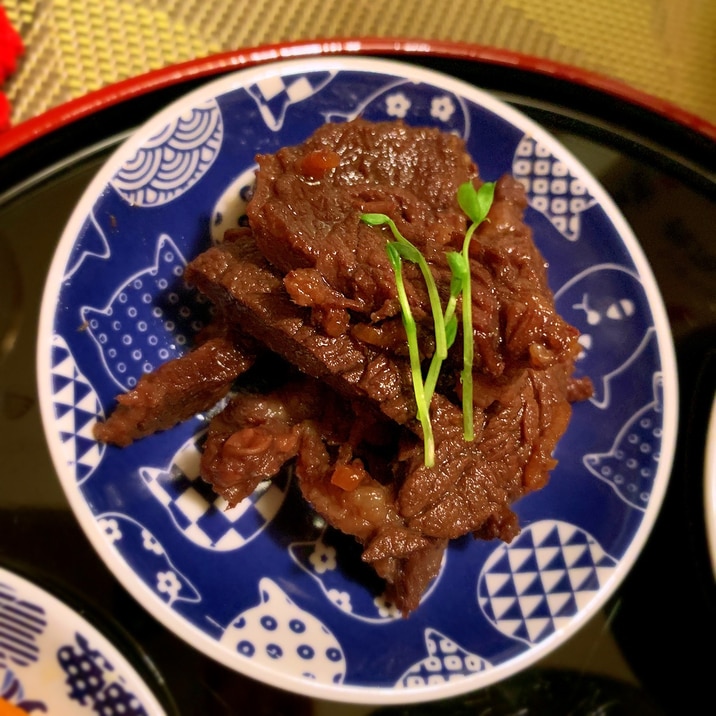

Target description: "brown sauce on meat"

left=94, top=118, right=593, bottom=615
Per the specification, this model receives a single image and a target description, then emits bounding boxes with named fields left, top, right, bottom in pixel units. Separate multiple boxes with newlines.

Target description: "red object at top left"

left=0, top=5, right=24, bottom=129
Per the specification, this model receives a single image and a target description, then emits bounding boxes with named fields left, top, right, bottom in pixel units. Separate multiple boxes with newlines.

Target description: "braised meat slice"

left=201, top=371, right=438, bottom=615
left=248, top=118, right=478, bottom=324
left=200, top=386, right=305, bottom=509
left=398, top=362, right=574, bottom=542
left=184, top=229, right=417, bottom=426
left=94, top=119, right=594, bottom=616
left=94, top=335, right=256, bottom=447
left=295, top=416, right=446, bottom=617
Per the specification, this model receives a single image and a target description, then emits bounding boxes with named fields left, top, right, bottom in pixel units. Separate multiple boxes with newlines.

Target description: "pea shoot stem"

left=360, top=180, right=495, bottom=464
left=385, top=242, right=435, bottom=467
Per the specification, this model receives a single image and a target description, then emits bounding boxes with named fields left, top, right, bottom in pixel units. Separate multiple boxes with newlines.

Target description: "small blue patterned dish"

left=0, top=565, right=167, bottom=714
left=37, top=57, right=677, bottom=705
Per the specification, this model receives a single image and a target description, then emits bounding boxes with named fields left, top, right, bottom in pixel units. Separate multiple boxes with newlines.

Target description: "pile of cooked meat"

left=94, top=118, right=593, bottom=615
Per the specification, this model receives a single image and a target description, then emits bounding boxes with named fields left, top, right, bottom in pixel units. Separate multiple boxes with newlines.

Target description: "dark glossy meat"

left=200, top=386, right=305, bottom=509
left=200, top=371, right=437, bottom=614
left=95, top=119, right=593, bottom=615
left=295, top=418, right=446, bottom=616
left=248, top=118, right=477, bottom=326
left=184, top=230, right=417, bottom=426
left=93, top=335, right=255, bottom=446
left=398, top=364, right=573, bottom=542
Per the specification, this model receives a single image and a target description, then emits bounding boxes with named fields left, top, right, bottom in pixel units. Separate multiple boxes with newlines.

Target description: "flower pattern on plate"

left=289, top=526, right=445, bottom=623
left=98, top=513, right=200, bottom=606
left=289, top=529, right=402, bottom=623
left=324, top=81, right=469, bottom=138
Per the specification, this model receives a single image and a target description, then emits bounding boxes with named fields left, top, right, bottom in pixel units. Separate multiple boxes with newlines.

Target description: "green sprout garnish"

left=361, top=214, right=449, bottom=363
left=361, top=180, right=495, bottom=465
left=384, top=241, right=435, bottom=467
left=452, top=180, right=496, bottom=440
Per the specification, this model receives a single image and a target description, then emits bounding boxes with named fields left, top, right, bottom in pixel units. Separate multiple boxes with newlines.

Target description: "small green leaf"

left=391, top=240, right=423, bottom=264
left=457, top=181, right=495, bottom=225
left=446, top=251, right=468, bottom=280
left=361, top=213, right=391, bottom=226
left=457, top=182, right=479, bottom=223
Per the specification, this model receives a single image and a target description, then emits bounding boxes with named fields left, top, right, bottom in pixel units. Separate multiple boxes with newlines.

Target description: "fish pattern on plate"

left=477, top=520, right=618, bottom=645
left=395, top=628, right=491, bottom=688
left=219, top=577, right=346, bottom=684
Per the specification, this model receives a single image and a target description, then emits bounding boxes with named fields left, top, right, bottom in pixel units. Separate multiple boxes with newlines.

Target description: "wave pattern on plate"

left=477, top=520, right=617, bottom=646
left=111, top=100, right=223, bottom=206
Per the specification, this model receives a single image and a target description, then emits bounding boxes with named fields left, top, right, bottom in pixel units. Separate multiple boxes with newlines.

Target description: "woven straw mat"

left=3, top=0, right=715, bottom=130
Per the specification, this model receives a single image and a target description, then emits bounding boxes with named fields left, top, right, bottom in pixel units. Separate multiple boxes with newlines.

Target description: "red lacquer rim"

left=1, top=37, right=714, bottom=159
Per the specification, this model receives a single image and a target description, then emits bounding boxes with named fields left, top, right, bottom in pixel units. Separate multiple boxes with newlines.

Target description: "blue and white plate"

left=37, top=57, right=678, bottom=705
left=0, top=565, right=167, bottom=714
